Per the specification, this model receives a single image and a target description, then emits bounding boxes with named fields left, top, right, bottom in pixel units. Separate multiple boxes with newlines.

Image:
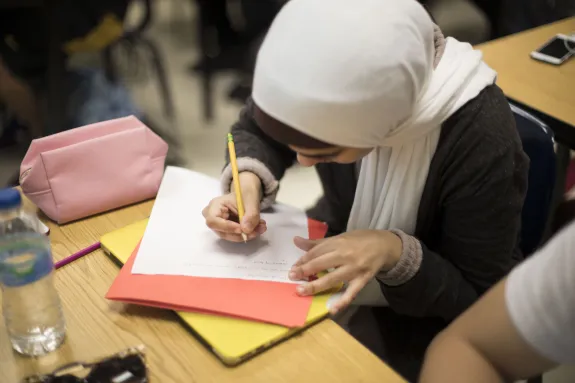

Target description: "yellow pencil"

left=227, top=133, right=248, bottom=242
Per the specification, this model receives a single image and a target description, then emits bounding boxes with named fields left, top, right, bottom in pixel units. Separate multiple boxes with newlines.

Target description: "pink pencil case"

left=20, top=116, right=168, bottom=224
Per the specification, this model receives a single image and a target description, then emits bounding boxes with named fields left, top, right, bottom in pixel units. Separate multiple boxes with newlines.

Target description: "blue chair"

left=511, top=103, right=556, bottom=256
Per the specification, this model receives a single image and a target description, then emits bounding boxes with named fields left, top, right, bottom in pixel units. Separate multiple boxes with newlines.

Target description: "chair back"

left=511, top=103, right=556, bottom=255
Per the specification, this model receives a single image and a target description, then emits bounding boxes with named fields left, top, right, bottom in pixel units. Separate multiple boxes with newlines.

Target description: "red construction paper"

left=106, top=219, right=327, bottom=328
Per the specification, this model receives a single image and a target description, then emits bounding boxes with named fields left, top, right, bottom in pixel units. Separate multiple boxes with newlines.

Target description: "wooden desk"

left=0, top=200, right=404, bottom=383
left=478, top=17, right=575, bottom=129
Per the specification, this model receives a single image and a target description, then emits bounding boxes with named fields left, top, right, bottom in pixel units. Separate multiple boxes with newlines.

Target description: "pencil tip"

left=241, top=233, right=248, bottom=243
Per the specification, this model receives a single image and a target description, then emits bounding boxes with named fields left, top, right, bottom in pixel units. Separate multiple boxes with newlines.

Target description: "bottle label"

left=0, top=235, right=53, bottom=287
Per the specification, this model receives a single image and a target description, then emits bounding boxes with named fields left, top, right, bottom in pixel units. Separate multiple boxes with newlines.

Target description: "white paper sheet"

left=131, top=167, right=308, bottom=283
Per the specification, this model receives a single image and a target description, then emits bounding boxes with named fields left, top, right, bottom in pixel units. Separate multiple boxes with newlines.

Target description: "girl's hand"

left=289, top=230, right=402, bottom=313
left=202, top=172, right=266, bottom=242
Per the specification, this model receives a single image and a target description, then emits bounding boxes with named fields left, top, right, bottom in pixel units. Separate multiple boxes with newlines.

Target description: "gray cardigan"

left=222, top=84, right=528, bottom=380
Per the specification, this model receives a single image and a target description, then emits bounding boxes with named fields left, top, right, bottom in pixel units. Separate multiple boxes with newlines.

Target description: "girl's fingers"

left=216, top=231, right=260, bottom=242
left=293, top=236, right=323, bottom=252
left=329, top=277, right=368, bottom=314
left=295, top=267, right=352, bottom=296
left=203, top=193, right=266, bottom=242
left=255, top=223, right=267, bottom=234
left=203, top=198, right=242, bottom=233
left=289, top=251, right=340, bottom=281
left=240, top=185, right=263, bottom=233
left=292, top=237, right=334, bottom=267
left=205, top=216, right=242, bottom=234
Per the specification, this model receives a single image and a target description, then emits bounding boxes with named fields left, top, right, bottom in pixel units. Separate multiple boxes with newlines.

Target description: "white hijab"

left=253, top=0, right=497, bottom=236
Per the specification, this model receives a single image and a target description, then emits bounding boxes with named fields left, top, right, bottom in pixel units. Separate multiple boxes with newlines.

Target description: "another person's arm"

left=420, top=221, right=575, bottom=382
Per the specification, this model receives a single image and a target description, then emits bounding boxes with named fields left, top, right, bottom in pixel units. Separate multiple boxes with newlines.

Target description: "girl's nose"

left=297, top=154, right=320, bottom=167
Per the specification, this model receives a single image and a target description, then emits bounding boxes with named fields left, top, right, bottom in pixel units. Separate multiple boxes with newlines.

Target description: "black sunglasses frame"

left=23, top=346, right=148, bottom=383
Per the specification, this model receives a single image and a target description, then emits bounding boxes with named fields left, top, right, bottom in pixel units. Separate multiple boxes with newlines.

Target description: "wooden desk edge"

left=3, top=193, right=404, bottom=382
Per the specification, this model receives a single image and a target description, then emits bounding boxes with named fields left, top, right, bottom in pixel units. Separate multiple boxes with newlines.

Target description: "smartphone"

left=530, top=34, right=575, bottom=65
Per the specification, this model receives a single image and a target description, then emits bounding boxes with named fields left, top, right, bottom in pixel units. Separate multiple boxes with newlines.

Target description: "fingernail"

left=296, top=284, right=307, bottom=295
left=289, top=271, right=297, bottom=280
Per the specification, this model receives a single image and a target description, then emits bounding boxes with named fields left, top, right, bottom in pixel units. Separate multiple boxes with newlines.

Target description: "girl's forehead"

left=253, top=102, right=333, bottom=149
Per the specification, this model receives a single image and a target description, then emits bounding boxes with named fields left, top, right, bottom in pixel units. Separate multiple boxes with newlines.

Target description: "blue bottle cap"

left=0, top=188, right=22, bottom=211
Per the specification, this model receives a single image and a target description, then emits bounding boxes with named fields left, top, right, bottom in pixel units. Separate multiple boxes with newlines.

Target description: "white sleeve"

left=505, top=221, right=575, bottom=364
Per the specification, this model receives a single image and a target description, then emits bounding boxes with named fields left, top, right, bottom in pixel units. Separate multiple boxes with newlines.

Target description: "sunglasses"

left=23, top=346, right=148, bottom=383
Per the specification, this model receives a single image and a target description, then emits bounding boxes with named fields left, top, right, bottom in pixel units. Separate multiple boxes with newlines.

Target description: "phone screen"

left=538, top=37, right=572, bottom=60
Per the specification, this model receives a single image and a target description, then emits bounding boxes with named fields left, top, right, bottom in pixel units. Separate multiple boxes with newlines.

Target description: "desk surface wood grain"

left=477, top=17, right=575, bottom=127
left=0, top=199, right=403, bottom=383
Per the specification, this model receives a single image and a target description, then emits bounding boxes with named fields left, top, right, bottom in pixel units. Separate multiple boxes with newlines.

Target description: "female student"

left=202, top=0, right=528, bottom=379
left=420, top=220, right=575, bottom=382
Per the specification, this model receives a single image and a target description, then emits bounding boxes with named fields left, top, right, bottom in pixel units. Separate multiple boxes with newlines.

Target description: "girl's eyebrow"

left=296, top=149, right=343, bottom=158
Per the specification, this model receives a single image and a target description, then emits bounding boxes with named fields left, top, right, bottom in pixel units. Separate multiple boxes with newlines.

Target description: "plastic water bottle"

left=0, top=188, right=66, bottom=356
